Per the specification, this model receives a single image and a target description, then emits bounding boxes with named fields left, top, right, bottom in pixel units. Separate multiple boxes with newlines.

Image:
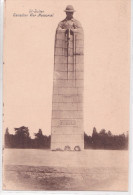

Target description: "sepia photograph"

left=2, top=0, right=131, bottom=192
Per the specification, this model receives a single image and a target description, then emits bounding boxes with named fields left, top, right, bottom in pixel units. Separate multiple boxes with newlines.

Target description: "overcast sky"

left=3, top=0, right=130, bottom=137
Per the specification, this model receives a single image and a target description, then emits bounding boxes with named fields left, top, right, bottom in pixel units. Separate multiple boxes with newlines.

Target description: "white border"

left=0, top=0, right=4, bottom=193
left=129, top=1, right=133, bottom=195
left=0, top=0, right=132, bottom=195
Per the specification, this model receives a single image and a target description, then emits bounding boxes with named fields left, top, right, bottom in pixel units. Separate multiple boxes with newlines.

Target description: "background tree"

left=34, top=129, right=44, bottom=148
left=14, top=126, right=31, bottom=148
left=84, top=132, right=93, bottom=149
left=92, top=127, right=99, bottom=148
left=5, top=128, right=10, bottom=148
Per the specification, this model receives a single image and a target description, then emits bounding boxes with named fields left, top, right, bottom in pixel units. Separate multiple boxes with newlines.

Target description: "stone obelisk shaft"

left=51, top=29, right=84, bottom=150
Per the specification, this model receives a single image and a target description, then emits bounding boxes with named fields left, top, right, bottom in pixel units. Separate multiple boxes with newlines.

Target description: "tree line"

left=84, top=127, right=128, bottom=150
left=4, top=126, right=128, bottom=150
left=4, top=126, right=50, bottom=149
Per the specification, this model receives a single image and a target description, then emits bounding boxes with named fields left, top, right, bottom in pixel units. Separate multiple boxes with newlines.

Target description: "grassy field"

left=3, top=149, right=128, bottom=191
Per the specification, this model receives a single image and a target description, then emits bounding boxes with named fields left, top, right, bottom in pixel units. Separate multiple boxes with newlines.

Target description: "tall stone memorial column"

left=51, top=5, right=84, bottom=150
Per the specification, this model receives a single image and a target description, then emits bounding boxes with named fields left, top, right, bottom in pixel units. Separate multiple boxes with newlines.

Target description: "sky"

left=3, top=0, right=130, bottom=137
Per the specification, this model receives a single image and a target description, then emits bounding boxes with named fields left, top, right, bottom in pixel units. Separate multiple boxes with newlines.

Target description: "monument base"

left=51, top=133, right=84, bottom=151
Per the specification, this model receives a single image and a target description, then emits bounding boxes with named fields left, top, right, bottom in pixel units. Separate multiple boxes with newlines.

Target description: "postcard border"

left=0, top=0, right=133, bottom=194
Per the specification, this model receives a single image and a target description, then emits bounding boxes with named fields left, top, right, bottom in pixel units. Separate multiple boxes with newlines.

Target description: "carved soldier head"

left=64, top=5, right=75, bottom=20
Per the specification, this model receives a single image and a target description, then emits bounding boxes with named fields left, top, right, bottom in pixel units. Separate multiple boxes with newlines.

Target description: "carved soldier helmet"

left=64, top=5, right=75, bottom=12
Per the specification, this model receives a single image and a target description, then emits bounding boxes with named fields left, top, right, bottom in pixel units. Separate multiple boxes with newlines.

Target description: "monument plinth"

left=51, top=5, right=84, bottom=151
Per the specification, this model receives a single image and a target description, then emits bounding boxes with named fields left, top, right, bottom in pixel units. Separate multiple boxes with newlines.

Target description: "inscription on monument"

left=60, top=120, right=76, bottom=126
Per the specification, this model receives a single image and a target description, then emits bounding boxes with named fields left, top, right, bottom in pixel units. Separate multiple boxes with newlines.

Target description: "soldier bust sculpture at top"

left=57, top=5, right=82, bottom=31
left=51, top=5, right=84, bottom=151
